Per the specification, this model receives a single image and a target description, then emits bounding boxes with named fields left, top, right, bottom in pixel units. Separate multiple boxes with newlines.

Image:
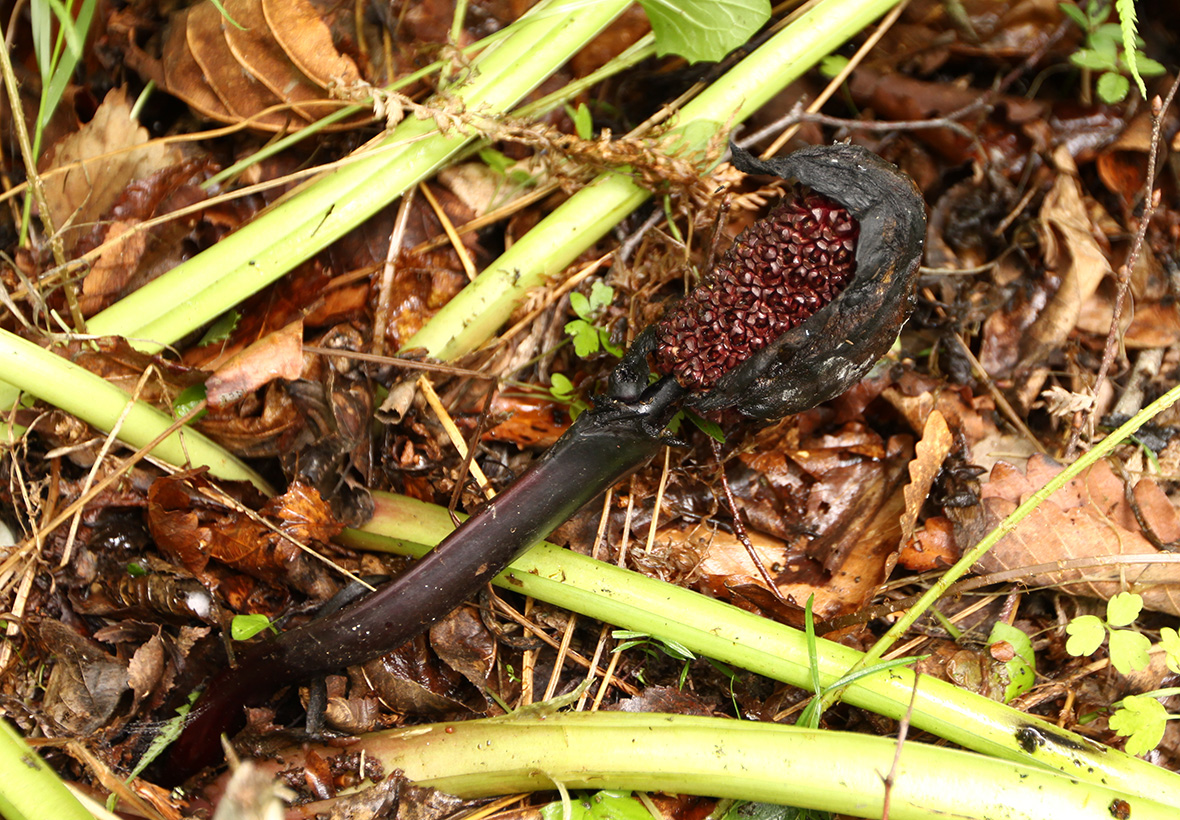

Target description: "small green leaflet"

left=1110, top=694, right=1168, bottom=756
left=540, top=791, right=651, bottom=820
left=637, top=0, right=770, bottom=64
left=986, top=622, right=1035, bottom=703
left=231, top=613, right=277, bottom=640
left=172, top=383, right=208, bottom=421
left=198, top=309, right=241, bottom=347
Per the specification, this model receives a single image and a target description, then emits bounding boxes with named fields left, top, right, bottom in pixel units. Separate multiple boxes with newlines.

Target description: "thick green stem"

left=280, top=713, right=1175, bottom=820
left=0, top=329, right=267, bottom=490
left=406, top=0, right=907, bottom=360
left=340, top=492, right=1180, bottom=805
left=79, top=0, right=631, bottom=353
left=0, top=718, right=92, bottom=820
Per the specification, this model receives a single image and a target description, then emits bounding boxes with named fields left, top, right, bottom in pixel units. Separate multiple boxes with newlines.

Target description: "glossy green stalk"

left=0, top=329, right=267, bottom=490
left=0, top=718, right=92, bottom=820
left=406, top=0, right=907, bottom=359
left=293, top=713, right=1175, bottom=820
left=82, top=0, right=631, bottom=353
left=340, top=491, right=1180, bottom=805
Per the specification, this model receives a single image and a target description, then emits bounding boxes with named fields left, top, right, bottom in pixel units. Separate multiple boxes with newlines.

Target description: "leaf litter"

left=3, top=0, right=1180, bottom=813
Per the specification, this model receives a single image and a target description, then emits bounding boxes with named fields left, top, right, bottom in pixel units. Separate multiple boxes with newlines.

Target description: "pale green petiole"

left=0, top=328, right=268, bottom=490
left=0, top=718, right=92, bottom=820
left=297, top=712, right=1176, bottom=820
left=339, top=489, right=1180, bottom=806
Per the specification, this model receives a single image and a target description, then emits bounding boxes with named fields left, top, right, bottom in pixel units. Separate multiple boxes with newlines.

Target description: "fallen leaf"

left=901, top=409, right=953, bottom=543
left=40, top=87, right=180, bottom=252
left=975, top=455, right=1180, bottom=615
left=206, top=320, right=305, bottom=407
left=1019, top=147, right=1112, bottom=369
left=39, top=620, right=129, bottom=734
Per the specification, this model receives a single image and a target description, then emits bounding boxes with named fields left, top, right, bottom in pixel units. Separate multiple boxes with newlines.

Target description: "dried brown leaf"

left=41, top=87, right=179, bottom=251
left=262, top=0, right=362, bottom=89
left=1019, top=148, right=1112, bottom=368
left=186, top=1, right=290, bottom=129
left=206, top=320, right=305, bottom=407
left=975, top=455, right=1180, bottom=615
left=220, top=0, right=325, bottom=121
left=39, top=620, right=129, bottom=734
left=901, top=409, right=953, bottom=543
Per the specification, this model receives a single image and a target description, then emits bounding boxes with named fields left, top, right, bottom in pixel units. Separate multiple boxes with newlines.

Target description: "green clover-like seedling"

left=1108, top=628, right=1152, bottom=675
left=1107, top=591, right=1143, bottom=626
left=1065, top=614, right=1106, bottom=657
left=1161, top=627, right=1180, bottom=675
left=231, top=613, right=278, bottom=641
left=565, top=283, right=623, bottom=358
left=1065, top=592, right=1150, bottom=675
left=1110, top=694, right=1168, bottom=756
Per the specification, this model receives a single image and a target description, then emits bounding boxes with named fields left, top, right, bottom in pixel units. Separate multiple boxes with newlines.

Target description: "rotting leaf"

left=205, top=320, right=305, bottom=407
left=900, top=409, right=953, bottom=544
left=39, top=620, right=130, bottom=735
left=40, top=87, right=180, bottom=253
left=975, top=455, right=1180, bottom=615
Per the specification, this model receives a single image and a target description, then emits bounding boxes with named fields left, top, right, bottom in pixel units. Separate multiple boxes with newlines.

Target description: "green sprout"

left=613, top=628, right=696, bottom=687
left=231, top=613, right=279, bottom=640
left=566, top=282, right=624, bottom=358
left=565, top=101, right=595, bottom=140
left=549, top=373, right=591, bottom=420
left=1064, top=591, right=1151, bottom=675
left=540, top=790, right=653, bottom=820
left=1066, top=593, right=1180, bottom=755
left=1060, top=0, right=1165, bottom=103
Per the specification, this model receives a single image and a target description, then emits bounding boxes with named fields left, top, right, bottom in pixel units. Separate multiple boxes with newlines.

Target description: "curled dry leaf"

left=975, top=455, right=1180, bottom=616
left=40, top=87, right=181, bottom=253
left=695, top=433, right=912, bottom=622
left=205, top=320, right=305, bottom=407
left=122, top=0, right=371, bottom=131
left=147, top=472, right=342, bottom=600
left=1017, top=148, right=1112, bottom=370
left=38, top=620, right=129, bottom=735
left=900, top=409, right=953, bottom=544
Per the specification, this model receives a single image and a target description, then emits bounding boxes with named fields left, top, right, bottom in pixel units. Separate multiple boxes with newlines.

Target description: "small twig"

left=416, top=375, right=494, bottom=511
left=881, top=676, right=922, bottom=820
left=449, top=384, right=498, bottom=523
left=753, top=0, right=911, bottom=156
left=711, top=438, right=779, bottom=593
left=1070, top=75, right=1180, bottom=456
left=744, top=100, right=980, bottom=149
left=302, top=345, right=496, bottom=379
left=419, top=181, right=477, bottom=280
left=374, top=188, right=416, bottom=358
left=953, top=331, right=1045, bottom=455
left=59, top=365, right=157, bottom=568
left=643, top=447, right=671, bottom=554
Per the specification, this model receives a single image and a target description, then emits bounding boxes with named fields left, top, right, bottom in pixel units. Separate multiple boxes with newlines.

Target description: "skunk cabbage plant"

left=167, top=143, right=926, bottom=780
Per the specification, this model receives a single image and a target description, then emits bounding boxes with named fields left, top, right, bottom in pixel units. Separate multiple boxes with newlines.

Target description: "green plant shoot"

left=1060, top=0, right=1165, bottom=102
left=566, top=282, right=624, bottom=357
left=1065, top=591, right=1151, bottom=675
left=231, top=613, right=278, bottom=641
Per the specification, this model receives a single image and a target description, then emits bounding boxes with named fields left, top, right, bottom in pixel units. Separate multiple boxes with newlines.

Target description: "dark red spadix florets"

left=654, top=187, right=859, bottom=391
